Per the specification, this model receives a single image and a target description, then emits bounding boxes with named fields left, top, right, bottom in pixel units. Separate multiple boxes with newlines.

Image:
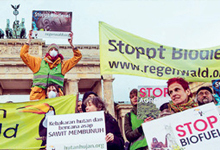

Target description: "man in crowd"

left=196, top=86, right=217, bottom=106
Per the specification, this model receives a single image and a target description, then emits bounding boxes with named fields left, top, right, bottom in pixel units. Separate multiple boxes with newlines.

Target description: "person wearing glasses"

left=196, top=86, right=217, bottom=106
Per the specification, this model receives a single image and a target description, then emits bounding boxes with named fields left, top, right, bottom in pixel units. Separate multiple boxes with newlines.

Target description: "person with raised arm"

left=20, top=30, right=82, bottom=100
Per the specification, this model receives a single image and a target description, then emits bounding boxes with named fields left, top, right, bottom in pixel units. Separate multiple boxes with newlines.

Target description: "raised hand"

left=68, top=31, right=74, bottom=47
left=26, top=30, right=33, bottom=44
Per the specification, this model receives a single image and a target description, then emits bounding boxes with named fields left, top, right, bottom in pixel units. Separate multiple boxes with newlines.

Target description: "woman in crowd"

left=167, top=77, right=198, bottom=113
left=84, top=96, right=124, bottom=150
left=77, top=100, right=83, bottom=113
left=82, top=91, right=98, bottom=112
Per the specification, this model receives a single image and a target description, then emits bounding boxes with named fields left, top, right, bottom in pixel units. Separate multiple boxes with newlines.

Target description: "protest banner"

left=142, top=103, right=220, bottom=150
left=99, top=21, right=220, bottom=82
left=47, top=111, right=107, bottom=150
left=137, top=85, right=170, bottom=119
left=32, top=10, right=72, bottom=38
left=0, top=94, right=76, bottom=149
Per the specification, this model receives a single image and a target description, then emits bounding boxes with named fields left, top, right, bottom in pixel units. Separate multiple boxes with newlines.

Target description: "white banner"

left=142, top=103, right=220, bottom=150
left=47, top=111, right=107, bottom=150
left=34, top=31, right=71, bottom=39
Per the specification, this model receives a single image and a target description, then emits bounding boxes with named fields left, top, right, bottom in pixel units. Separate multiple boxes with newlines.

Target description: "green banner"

left=99, top=21, right=220, bottom=82
left=0, top=94, right=76, bottom=149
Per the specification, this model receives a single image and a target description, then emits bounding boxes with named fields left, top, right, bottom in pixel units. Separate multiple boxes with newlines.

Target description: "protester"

left=46, top=84, right=60, bottom=99
left=77, top=100, right=83, bottom=113
left=82, top=91, right=98, bottom=112
left=84, top=96, right=124, bottom=150
left=35, top=84, right=60, bottom=150
left=124, top=89, right=149, bottom=150
left=196, top=86, right=217, bottom=106
left=20, top=30, right=82, bottom=100
left=158, top=102, right=173, bottom=118
left=167, top=77, right=198, bottom=113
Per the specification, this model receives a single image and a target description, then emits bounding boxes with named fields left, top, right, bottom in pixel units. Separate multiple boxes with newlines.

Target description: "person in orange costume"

left=20, top=30, right=82, bottom=100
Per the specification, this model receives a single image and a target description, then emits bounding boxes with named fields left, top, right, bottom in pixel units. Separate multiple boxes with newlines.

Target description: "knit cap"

left=47, top=43, right=59, bottom=52
left=196, top=86, right=213, bottom=94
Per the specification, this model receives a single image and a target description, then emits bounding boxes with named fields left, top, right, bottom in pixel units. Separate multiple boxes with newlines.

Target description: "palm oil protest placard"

left=47, top=111, right=107, bottom=150
left=32, top=10, right=72, bottom=38
left=142, top=103, right=220, bottom=150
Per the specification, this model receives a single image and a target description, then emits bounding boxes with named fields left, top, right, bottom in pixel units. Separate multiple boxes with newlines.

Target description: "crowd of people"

left=124, top=77, right=219, bottom=150
left=36, top=77, right=219, bottom=150
left=18, top=30, right=219, bottom=150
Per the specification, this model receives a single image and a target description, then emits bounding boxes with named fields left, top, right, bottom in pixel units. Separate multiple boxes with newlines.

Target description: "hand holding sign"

left=144, top=116, right=154, bottom=122
left=68, top=31, right=74, bottom=48
left=26, top=30, right=33, bottom=44
left=105, top=133, right=114, bottom=142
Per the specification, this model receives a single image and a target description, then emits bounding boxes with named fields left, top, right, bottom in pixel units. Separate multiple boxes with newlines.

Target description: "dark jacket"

left=105, top=113, right=124, bottom=150
left=124, top=107, right=143, bottom=141
left=124, top=107, right=148, bottom=150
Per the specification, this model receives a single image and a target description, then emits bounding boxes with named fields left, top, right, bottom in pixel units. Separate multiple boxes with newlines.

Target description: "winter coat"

left=105, top=113, right=124, bottom=150
left=20, top=44, right=82, bottom=100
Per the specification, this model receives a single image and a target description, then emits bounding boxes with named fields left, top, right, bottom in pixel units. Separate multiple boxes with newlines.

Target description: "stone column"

left=115, top=104, right=133, bottom=142
left=65, top=79, right=79, bottom=95
left=102, top=75, right=115, bottom=117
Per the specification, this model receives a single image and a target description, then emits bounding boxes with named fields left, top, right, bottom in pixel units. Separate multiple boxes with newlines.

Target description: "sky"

left=0, top=0, right=220, bottom=102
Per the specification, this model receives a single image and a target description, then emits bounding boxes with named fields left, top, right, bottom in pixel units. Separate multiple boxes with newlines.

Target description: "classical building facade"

left=0, top=38, right=132, bottom=140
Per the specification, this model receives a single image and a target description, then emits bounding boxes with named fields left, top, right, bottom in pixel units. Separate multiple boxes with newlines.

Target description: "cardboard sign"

left=47, top=111, right=107, bottom=150
left=142, top=103, right=220, bottom=150
left=138, top=85, right=170, bottom=119
left=32, top=10, right=72, bottom=38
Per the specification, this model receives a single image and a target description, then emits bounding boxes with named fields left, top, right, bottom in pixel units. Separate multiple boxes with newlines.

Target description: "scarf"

left=44, top=53, right=64, bottom=69
left=169, top=98, right=198, bottom=113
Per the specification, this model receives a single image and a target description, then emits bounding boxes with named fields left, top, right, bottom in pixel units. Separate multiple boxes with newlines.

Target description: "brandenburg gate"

left=0, top=39, right=116, bottom=113
left=0, top=39, right=211, bottom=142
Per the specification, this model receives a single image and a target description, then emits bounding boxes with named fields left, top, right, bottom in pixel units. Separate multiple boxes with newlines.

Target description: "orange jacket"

left=20, top=44, right=82, bottom=100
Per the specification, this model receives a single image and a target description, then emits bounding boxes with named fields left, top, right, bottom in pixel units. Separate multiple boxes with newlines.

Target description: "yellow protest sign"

left=99, top=21, right=220, bottom=82
left=0, top=94, right=76, bottom=149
